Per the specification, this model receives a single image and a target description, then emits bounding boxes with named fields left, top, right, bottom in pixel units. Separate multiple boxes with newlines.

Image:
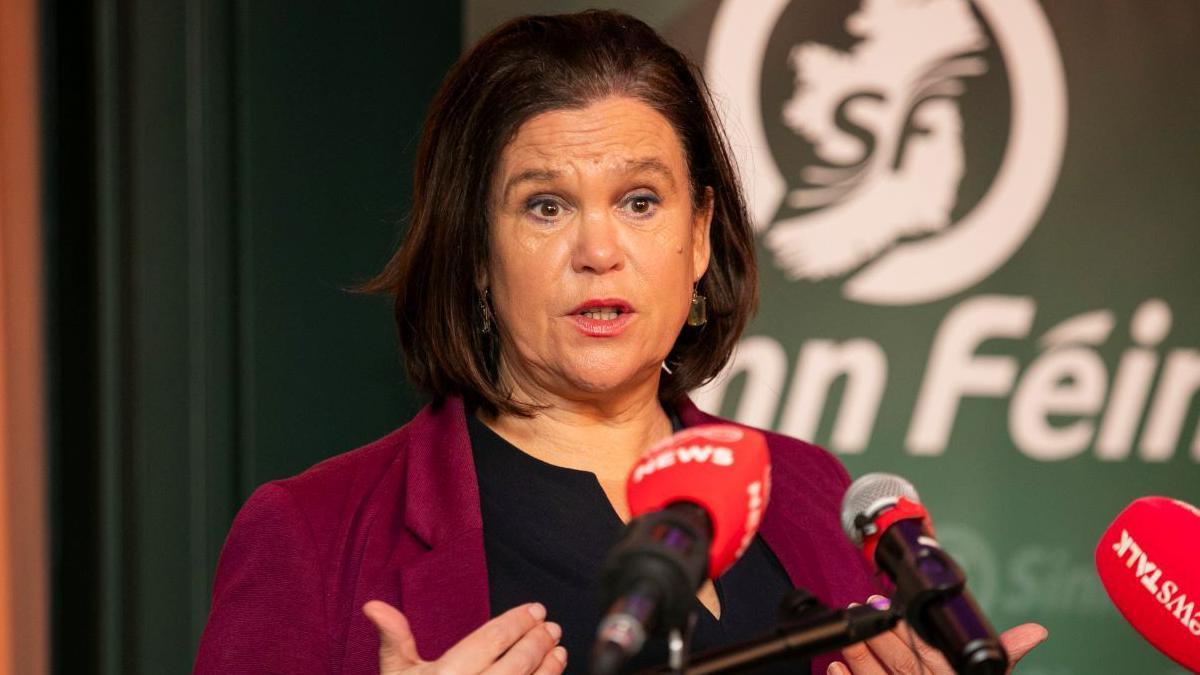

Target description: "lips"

left=569, top=298, right=634, bottom=315
left=568, top=298, right=635, bottom=337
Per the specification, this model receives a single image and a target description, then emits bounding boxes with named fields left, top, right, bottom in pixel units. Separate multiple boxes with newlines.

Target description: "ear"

left=691, top=187, right=714, bottom=283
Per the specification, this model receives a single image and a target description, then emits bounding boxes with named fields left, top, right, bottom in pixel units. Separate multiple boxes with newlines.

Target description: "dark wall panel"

left=235, top=3, right=444, bottom=494
left=43, top=2, right=457, bottom=673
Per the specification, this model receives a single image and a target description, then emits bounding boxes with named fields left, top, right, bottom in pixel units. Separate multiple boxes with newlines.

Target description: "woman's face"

left=486, top=96, right=711, bottom=403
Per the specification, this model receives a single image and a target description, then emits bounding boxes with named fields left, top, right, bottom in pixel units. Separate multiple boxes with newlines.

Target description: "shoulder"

left=760, top=426, right=850, bottom=484
left=674, top=396, right=854, bottom=533
left=196, top=427, right=416, bottom=673
left=265, top=421, right=414, bottom=526
left=255, top=399, right=458, bottom=536
left=756, top=427, right=853, bottom=520
left=216, top=399, right=469, bottom=599
left=674, top=396, right=851, bottom=495
left=674, top=397, right=877, bottom=607
left=212, top=407, right=432, bottom=585
left=198, top=403, right=456, bottom=672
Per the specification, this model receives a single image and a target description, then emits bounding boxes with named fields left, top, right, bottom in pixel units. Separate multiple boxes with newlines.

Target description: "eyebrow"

left=501, top=157, right=678, bottom=201
left=502, top=169, right=560, bottom=201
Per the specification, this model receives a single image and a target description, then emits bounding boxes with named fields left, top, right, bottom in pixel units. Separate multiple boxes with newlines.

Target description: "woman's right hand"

left=363, top=600, right=568, bottom=675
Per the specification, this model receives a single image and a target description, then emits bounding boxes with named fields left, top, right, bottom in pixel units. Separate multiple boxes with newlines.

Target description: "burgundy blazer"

left=194, top=397, right=878, bottom=674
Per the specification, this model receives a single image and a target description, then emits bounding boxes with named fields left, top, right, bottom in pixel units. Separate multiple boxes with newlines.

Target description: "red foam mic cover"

left=859, top=496, right=931, bottom=564
left=626, top=424, right=771, bottom=579
left=1095, top=496, right=1200, bottom=672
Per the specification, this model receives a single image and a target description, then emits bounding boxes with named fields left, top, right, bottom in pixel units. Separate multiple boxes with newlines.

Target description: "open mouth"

left=569, top=299, right=635, bottom=335
left=578, top=307, right=625, bottom=321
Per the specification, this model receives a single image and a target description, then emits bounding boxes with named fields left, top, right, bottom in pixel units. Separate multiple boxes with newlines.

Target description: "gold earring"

left=687, top=287, right=707, bottom=327
left=479, top=289, right=494, bottom=334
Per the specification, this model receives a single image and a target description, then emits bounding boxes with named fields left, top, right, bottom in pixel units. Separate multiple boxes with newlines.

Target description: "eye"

left=526, top=196, right=570, bottom=223
left=621, top=193, right=660, bottom=218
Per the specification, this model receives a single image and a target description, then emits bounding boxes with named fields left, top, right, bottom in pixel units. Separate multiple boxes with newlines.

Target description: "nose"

left=571, top=209, right=624, bottom=274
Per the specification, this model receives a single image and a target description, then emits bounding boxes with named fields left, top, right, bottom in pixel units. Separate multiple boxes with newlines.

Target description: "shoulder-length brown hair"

left=363, top=10, right=758, bottom=417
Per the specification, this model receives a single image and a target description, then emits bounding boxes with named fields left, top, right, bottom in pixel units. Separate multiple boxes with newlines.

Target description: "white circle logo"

left=704, top=0, right=1067, bottom=305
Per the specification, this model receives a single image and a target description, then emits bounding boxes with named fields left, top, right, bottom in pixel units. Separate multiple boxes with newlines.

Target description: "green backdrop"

left=43, top=1, right=1197, bottom=673
left=468, top=2, right=1199, bottom=673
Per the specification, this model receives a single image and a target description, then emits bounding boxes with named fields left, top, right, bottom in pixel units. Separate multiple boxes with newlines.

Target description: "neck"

left=478, top=366, right=674, bottom=484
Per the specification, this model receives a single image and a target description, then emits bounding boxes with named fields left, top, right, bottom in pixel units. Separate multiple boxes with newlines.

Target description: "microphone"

left=1095, top=496, right=1200, bottom=673
left=841, top=473, right=1008, bottom=675
left=591, top=424, right=771, bottom=675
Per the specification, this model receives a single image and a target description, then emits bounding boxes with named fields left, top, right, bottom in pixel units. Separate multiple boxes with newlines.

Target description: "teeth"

left=582, top=308, right=621, bottom=320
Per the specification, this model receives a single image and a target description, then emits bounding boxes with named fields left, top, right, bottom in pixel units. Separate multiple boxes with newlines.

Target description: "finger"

left=838, top=599, right=891, bottom=675
left=857, top=619, right=954, bottom=675
left=884, top=621, right=954, bottom=673
left=530, top=645, right=568, bottom=675
left=363, top=601, right=423, bottom=673
left=485, top=621, right=561, bottom=675
left=825, top=662, right=849, bottom=675
left=1000, top=623, right=1048, bottom=666
left=439, top=603, right=547, bottom=673
left=484, top=619, right=559, bottom=672
left=840, top=641, right=888, bottom=675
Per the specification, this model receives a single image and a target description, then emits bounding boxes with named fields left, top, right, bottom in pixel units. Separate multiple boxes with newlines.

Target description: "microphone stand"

left=641, top=590, right=900, bottom=675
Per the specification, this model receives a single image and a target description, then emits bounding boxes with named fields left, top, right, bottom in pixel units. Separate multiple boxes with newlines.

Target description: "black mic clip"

left=641, top=589, right=901, bottom=675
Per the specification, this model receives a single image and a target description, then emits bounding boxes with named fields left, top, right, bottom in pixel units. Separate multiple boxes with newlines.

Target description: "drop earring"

left=687, top=286, right=707, bottom=327
left=478, top=288, right=494, bottom=334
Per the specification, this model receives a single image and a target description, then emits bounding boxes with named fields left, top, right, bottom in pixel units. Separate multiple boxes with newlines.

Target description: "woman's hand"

left=364, top=600, right=568, bottom=675
left=828, top=597, right=1048, bottom=674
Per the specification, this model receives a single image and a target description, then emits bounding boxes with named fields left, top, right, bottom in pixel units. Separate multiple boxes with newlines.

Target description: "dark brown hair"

left=363, top=10, right=758, bottom=416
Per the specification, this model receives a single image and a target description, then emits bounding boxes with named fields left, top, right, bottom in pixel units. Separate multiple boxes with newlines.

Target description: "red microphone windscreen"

left=1095, top=496, right=1200, bottom=672
left=626, top=424, right=771, bottom=579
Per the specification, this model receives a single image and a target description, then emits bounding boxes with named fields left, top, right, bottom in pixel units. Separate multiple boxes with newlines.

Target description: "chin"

left=561, top=362, right=653, bottom=397
left=565, top=374, right=636, bottom=395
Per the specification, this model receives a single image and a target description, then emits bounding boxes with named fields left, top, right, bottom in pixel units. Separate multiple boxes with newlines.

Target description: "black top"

left=468, top=410, right=805, bottom=674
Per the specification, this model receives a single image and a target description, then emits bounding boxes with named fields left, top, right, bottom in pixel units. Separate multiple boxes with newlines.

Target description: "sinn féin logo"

left=704, top=0, right=1067, bottom=305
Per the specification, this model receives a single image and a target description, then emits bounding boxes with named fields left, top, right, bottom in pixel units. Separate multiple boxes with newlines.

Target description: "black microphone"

left=840, top=473, right=1008, bottom=675
left=593, top=504, right=711, bottom=675
left=591, top=425, right=772, bottom=675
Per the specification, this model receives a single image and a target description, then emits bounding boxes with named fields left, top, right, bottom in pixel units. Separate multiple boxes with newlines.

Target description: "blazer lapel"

left=396, top=399, right=491, bottom=659
left=391, top=396, right=838, bottom=661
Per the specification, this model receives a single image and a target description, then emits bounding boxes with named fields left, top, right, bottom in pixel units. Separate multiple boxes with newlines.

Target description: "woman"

left=195, top=11, right=1046, bottom=675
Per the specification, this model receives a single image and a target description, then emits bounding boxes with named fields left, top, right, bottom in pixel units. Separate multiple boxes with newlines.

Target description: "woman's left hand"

left=828, top=597, right=1048, bottom=674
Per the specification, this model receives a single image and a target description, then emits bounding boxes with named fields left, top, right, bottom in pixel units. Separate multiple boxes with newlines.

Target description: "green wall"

left=42, top=2, right=456, bottom=672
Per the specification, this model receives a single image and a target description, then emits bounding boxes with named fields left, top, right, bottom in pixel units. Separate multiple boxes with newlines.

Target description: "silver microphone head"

left=840, top=473, right=921, bottom=545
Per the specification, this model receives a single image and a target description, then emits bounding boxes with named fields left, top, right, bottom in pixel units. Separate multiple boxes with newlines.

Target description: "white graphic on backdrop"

left=704, top=0, right=1068, bottom=304
left=769, top=0, right=985, bottom=280
left=694, top=297, right=1200, bottom=460
left=694, top=2, right=1199, bottom=462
